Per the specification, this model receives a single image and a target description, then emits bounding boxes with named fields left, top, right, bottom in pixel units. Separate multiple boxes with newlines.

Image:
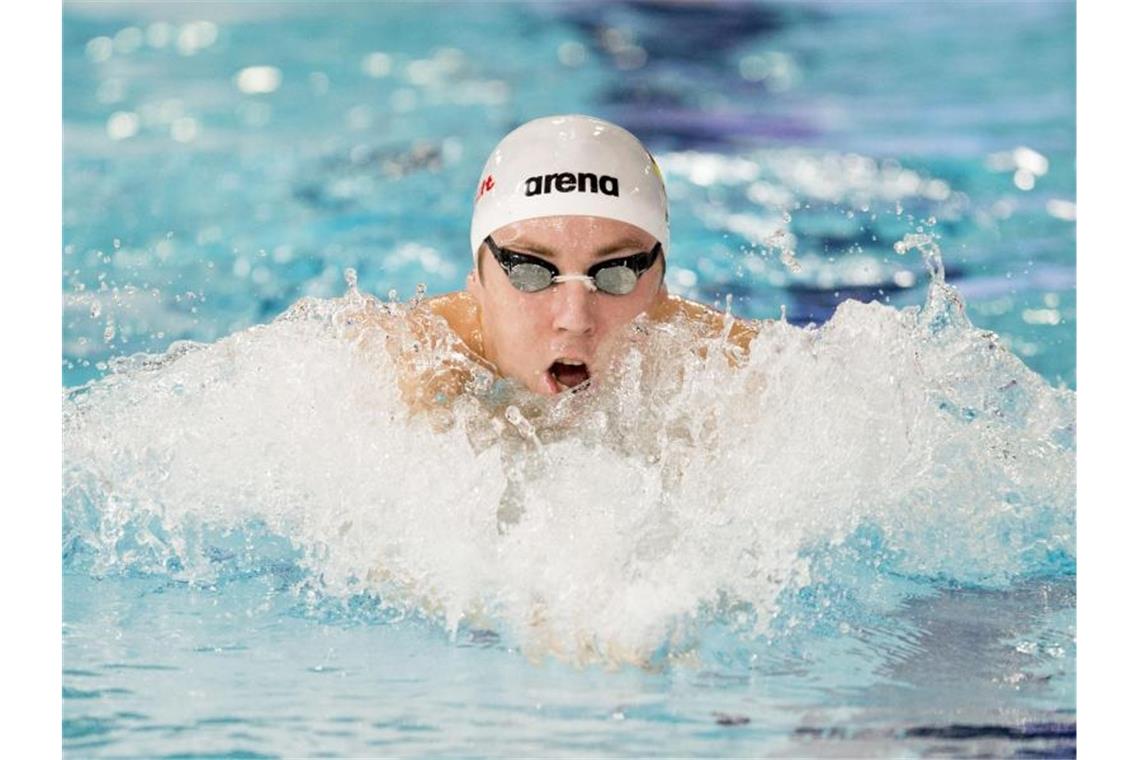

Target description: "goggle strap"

left=550, top=274, right=598, bottom=291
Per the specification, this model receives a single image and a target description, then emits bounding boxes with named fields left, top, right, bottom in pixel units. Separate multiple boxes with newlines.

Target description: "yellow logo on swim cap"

left=648, top=154, right=668, bottom=221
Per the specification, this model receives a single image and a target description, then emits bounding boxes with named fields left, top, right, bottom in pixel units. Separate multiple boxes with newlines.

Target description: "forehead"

left=491, top=216, right=655, bottom=257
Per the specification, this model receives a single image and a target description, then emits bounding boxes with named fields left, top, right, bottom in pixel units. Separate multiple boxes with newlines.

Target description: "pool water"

left=63, top=1, right=1075, bottom=756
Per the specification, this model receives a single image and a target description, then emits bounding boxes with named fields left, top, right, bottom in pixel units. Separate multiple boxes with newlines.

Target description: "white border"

left=1077, top=1, right=1135, bottom=755
left=7, top=1, right=62, bottom=757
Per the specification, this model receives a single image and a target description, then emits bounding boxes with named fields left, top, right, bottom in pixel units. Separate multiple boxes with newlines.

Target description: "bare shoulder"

left=423, top=291, right=477, bottom=333
left=337, top=291, right=486, bottom=419
left=347, top=290, right=480, bottom=357
left=422, top=291, right=482, bottom=358
left=647, top=294, right=760, bottom=354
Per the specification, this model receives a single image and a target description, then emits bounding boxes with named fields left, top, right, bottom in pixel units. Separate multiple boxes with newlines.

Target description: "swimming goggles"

left=484, top=235, right=662, bottom=295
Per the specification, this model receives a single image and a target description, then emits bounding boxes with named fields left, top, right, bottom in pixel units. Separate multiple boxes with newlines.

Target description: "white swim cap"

left=470, top=114, right=669, bottom=262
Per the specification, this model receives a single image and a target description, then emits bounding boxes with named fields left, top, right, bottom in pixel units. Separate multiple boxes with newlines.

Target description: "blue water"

left=63, top=1, right=1075, bottom=757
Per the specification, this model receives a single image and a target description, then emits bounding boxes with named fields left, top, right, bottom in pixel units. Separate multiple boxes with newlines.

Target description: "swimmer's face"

left=467, top=216, right=667, bottom=395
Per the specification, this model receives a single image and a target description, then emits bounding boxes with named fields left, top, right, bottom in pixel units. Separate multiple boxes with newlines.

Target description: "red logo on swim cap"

left=475, top=174, right=495, bottom=202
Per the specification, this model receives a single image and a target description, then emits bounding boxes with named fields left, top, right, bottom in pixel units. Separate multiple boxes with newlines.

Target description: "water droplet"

left=779, top=248, right=801, bottom=274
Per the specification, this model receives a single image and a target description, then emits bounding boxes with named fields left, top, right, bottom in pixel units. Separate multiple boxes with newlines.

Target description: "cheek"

left=485, top=292, right=549, bottom=355
left=590, top=302, right=643, bottom=351
left=503, top=294, right=547, bottom=334
left=601, top=283, right=659, bottom=331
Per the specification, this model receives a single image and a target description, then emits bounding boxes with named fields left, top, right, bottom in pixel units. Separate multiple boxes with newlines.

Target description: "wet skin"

left=422, top=216, right=759, bottom=399
left=354, top=215, right=759, bottom=410
left=463, top=216, right=669, bottom=395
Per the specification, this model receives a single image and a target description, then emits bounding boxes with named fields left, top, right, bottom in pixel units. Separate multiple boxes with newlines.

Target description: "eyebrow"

left=506, top=237, right=650, bottom=260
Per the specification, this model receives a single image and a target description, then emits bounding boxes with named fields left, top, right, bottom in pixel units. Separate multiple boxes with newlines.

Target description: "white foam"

left=63, top=275, right=1075, bottom=665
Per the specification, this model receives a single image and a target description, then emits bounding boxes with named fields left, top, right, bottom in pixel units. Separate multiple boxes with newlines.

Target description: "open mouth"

left=546, top=359, right=591, bottom=393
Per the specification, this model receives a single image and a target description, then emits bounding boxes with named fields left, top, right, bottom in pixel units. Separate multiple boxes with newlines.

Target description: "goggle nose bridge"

left=550, top=274, right=598, bottom=292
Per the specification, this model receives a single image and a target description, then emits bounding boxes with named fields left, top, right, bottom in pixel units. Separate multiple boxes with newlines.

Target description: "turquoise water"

left=63, top=1, right=1075, bottom=757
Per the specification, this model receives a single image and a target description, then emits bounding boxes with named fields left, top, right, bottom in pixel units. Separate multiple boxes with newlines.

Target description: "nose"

left=550, top=279, right=597, bottom=335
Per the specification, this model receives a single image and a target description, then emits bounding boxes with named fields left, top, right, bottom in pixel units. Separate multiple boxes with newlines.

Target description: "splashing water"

left=63, top=241, right=1074, bottom=666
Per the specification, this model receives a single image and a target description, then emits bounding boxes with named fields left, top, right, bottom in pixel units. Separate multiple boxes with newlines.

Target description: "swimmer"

left=368, top=114, right=758, bottom=408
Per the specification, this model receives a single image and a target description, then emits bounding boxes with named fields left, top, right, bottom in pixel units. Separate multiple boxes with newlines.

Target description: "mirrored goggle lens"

left=507, top=263, right=555, bottom=292
left=593, top=265, right=638, bottom=295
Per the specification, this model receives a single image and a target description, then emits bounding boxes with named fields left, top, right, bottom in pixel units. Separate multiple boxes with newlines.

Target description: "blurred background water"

left=62, top=1, right=1076, bottom=757
left=63, top=0, right=1074, bottom=390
